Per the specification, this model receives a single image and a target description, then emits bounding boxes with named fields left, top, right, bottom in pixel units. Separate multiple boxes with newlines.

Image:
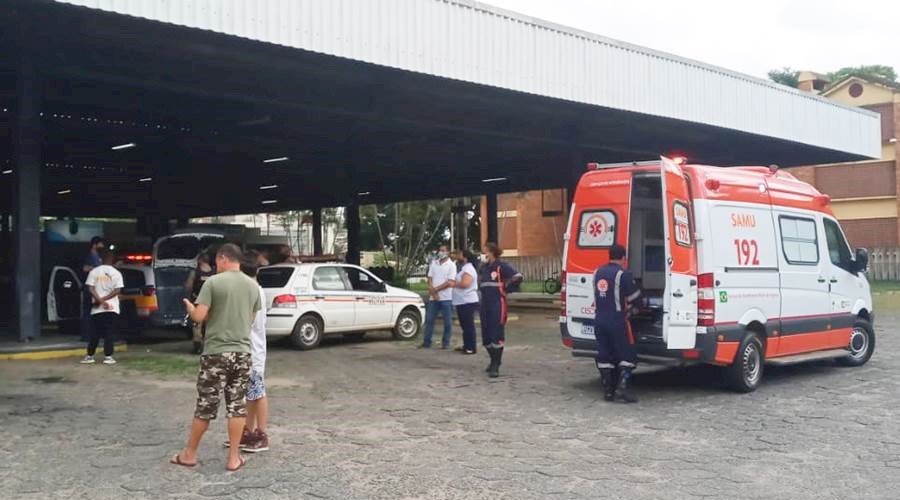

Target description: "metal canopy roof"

left=0, top=0, right=881, bottom=218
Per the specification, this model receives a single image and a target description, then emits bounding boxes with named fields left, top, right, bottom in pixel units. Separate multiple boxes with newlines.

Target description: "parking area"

left=2, top=308, right=899, bottom=500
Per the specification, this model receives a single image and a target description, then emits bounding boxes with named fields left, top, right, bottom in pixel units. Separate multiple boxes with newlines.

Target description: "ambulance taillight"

left=697, top=273, right=716, bottom=326
left=559, top=270, right=567, bottom=317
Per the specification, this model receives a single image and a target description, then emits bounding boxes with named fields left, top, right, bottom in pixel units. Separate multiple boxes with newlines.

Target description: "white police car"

left=258, top=263, right=425, bottom=350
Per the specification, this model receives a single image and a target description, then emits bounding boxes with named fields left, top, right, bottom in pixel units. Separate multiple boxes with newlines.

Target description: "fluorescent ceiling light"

left=139, top=177, right=152, bottom=182
left=259, top=184, right=278, bottom=190
left=111, top=142, right=136, bottom=151
left=262, top=157, right=289, bottom=163
left=57, top=189, right=72, bottom=195
left=481, top=177, right=507, bottom=183
left=357, top=191, right=371, bottom=196
left=1, top=169, right=11, bottom=175
left=261, top=200, right=278, bottom=205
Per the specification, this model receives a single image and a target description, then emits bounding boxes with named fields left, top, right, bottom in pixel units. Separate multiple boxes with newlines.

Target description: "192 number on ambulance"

left=733, top=239, right=760, bottom=266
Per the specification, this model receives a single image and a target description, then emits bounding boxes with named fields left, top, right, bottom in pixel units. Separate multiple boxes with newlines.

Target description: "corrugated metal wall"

left=56, top=0, right=881, bottom=158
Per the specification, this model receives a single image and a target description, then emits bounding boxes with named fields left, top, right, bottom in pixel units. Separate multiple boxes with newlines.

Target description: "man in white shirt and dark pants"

left=80, top=251, right=124, bottom=365
left=421, top=245, right=457, bottom=349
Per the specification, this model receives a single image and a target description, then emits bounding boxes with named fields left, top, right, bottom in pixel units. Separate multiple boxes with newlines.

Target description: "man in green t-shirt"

left=170, top=243, right=261, bottom=472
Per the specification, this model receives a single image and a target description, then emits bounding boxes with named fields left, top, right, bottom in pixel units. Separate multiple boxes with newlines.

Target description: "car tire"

left=343, top=332, right=366, bottom=342
left=290, top=315, right=323, bottom=350
left=726, top=331, right=765, bottom=393
left=392, top=309, right=421, bottom=340
left=837, top=318, right=875, bottom=367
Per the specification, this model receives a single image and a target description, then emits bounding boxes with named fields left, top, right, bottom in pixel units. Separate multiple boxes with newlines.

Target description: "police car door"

left=660, top=156, right=698, bottom=349
left=47, top=266, right=82, bottom=322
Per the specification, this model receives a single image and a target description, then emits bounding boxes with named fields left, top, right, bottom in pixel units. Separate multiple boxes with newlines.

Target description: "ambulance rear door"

left=564, top=169, right=633, bottom=344
left=660, top=156, right=698, bottom=349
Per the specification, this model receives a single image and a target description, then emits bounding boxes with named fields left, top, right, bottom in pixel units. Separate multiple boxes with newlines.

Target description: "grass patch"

left=870, top=281, right=900, bottom=294
left=122, top=353, right=198, bottom=377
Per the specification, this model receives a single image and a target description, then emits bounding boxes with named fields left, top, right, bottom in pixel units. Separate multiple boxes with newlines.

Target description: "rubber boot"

left=488, top=347, right=503, bottom=378
left=485, top=348, right=494, bottom=372
left=599, top=368, right=616, bottom=402
left=615, top=367, right=638, bottom=403
left=192, top=341, right=202, bottom=355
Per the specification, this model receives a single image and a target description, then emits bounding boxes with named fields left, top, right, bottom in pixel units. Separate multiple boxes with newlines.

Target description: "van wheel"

left=726, top=332, right=765, bottom=393
left=392, top=309, right=421, bottom=340
left=837, top=319, right=875, bottom=367
left=290, top=315, right=323, bottom=350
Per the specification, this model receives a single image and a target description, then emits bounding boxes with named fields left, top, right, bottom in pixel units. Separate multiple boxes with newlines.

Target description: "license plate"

left=581, top=324, right=594, bottom=336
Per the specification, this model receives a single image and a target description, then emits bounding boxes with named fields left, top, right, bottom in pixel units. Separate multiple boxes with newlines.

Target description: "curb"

left=0, top=343, right=128, bottom=361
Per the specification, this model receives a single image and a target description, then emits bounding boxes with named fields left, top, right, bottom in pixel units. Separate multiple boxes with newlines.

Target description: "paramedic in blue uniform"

left=477, top=242, right=523, bottom=378
left=593, top=243, right=641, bottom=403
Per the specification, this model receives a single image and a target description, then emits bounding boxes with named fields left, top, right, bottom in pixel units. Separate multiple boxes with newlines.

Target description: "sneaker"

left=79, top=356, right=95, bottom=365
left=223, top=428, right=254, bottom=449
left=244, top=431, right=269, bottom=453
left=102, top=356, right=117, bottom=365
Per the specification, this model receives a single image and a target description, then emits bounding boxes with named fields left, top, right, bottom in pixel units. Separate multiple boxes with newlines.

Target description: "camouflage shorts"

left=194, top=352, right=251, bottom=420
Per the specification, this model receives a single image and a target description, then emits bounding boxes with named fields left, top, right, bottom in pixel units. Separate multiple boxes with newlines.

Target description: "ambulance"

left=560, top=156, right=875, bottom=392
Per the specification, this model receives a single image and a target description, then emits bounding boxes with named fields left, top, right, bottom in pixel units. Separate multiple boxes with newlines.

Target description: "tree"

left=826, top=65, right=897, bottom=89
left=767, top=67, right=799, bottom=88
left=359, top=200, right=451, bottom=279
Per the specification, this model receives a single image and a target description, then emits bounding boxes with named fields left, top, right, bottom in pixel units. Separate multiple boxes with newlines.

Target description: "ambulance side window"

left=779, top=216, right=819, bottom=265
left=824, top=219, right=854, bottom=273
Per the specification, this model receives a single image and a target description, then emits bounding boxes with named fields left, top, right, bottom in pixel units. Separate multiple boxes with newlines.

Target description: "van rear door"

left=660, top=157, right=698, bottom=349
left=564, top=169, right=633, bottom=343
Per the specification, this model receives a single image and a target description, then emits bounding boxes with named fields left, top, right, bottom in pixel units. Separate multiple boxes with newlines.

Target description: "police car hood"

left=385, top=285, right=421, bottom=300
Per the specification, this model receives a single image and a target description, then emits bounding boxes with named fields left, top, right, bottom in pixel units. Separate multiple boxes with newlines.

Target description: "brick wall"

left=840, top=218, right=898, bottom=248
left=788, top=166, right=816, bottom=186
left=514, top=191, right=567, bottom=257
left=815, top=162, right=896, bottom=198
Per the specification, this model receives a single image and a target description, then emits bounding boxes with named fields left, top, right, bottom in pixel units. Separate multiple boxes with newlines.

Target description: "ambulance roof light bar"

left=586, top=160, right=658, bottom=171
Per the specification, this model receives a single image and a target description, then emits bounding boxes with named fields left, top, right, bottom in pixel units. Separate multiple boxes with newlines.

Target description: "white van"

left=561, top=157, right=875, bottom=392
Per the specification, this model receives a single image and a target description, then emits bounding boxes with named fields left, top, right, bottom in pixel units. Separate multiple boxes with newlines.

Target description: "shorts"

left=194, top=352, right=251, bottom=420
left=247, top=369, right=267, bottom=401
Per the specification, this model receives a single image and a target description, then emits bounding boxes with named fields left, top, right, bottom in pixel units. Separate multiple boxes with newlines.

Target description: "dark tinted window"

left=120, top=269, right=146, bottom=290
left=156, top=235, right=223, bottom=260
left=344, top=267, right=385, bottom=292
left=155, top=267, right=192, bottom=288
left=257, top=267, right=295, bottom=288
left=824, top=219, right=854, bottom=272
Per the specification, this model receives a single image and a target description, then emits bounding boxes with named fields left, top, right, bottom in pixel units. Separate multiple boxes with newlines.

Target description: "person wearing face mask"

left=420, top=245, right=457, bottom=349
left=451, top=249, right=479, bottom=355
left=477, top=242, right=523, bottom=378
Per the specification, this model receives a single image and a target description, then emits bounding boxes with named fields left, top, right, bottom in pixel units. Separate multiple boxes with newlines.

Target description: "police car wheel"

left=290, top=315, right=323, bottom=350
left=726, top=332, right=764, bottom=393
left=392, top=309, right=421, bottom=340
left=837, top=319, right=875, bottom=367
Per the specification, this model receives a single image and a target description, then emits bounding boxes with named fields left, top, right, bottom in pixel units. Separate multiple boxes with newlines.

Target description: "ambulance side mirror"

left=854, top=248, right=869, bottom=274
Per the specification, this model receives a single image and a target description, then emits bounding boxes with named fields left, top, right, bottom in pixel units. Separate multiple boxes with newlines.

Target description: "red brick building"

left=480, top=189, right=568, bottom=257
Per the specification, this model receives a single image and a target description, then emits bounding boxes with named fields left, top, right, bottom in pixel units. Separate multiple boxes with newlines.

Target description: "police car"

left=258, top=263, right=425, bottom=350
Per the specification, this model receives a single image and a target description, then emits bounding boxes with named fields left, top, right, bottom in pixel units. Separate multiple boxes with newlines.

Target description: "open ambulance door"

left=660, top=156, right=698, bottom=349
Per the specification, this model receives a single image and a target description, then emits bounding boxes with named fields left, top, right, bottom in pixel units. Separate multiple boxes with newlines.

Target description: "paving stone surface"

left=1, top=311, right=897, bottom=499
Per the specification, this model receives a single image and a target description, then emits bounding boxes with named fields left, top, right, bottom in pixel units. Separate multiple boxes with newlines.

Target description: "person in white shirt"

left=420, top=245, right=457, bottom=349
left=451, top=249, right=480, bottom=355
left=239, top=251, right=270, bottom=453
left=80, top=251, right=124, bottom=365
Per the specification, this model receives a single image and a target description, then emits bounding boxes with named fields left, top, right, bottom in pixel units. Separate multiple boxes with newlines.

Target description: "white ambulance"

left=561, top=157, right=875, bottom=392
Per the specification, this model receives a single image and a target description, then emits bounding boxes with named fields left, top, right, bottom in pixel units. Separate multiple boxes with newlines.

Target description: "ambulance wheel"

left=393, top=309, right=421, bottom=340
left=837, top=319, right=875, bottom=367
left=726, top=332, right=764, bottom=393
left=290, top=315, right=323, bottom=350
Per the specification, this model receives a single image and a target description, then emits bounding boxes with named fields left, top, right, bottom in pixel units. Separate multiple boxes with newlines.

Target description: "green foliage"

left=767, top=67, right=799, bottom=87
left=826, top=65, right=897, bottom=89
left=359, top=200, right=452, bottom=278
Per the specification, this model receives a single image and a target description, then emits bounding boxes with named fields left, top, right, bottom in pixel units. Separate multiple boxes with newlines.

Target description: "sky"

left=480, top=0, right=900, bottom=80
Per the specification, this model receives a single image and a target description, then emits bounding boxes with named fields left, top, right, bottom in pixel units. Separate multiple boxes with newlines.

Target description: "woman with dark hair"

left=477, top=242, right=523, bottom=378
left=452, top=249, right=479, bottom=355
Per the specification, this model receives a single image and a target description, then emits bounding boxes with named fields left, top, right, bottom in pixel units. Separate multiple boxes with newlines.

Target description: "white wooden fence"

left=867, top=248, right=900, bottom=281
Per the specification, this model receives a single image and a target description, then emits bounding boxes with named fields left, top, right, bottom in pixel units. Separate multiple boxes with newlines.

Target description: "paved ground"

left=2, top=309, right=898, bottom=500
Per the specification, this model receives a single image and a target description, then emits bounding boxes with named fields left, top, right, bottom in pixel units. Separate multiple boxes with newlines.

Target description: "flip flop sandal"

left=226, top=456, right=246, bottom=472
left=170, top=454, right=196, bottom=468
